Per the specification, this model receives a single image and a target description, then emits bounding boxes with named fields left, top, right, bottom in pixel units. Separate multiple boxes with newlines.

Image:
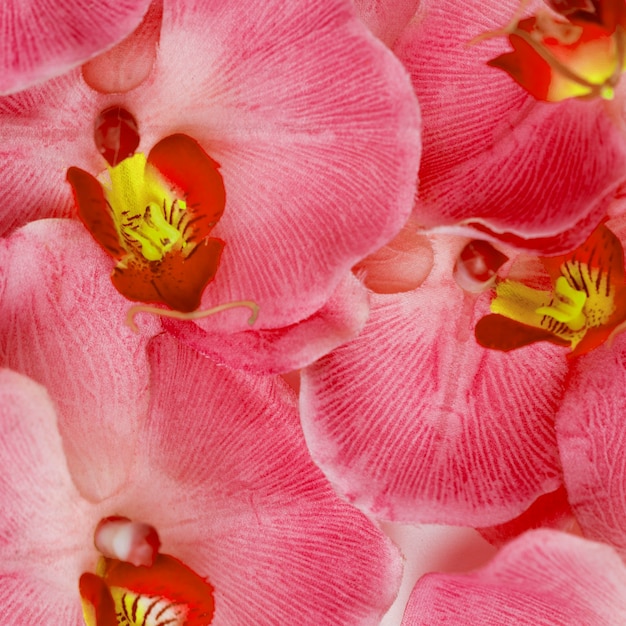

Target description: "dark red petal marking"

left=147, top=134, right=226, bottom=242
left=94, top=106, right=140, bottom=167
left=475, top=314, right=570, bottom=351
left=67, top=166, right=125, bottom=259
left=111, top=238, right=225, bottom=312
left=487, top=22, right=552, bottom=101
left=79, top=573, right=117, bottom=626
left=103, top=554, right=215, bottom=625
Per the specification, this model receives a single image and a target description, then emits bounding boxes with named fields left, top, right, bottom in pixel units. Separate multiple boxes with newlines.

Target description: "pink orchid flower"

left=0, top=0, right=421, bottom=374
left=401, top=530, right=626, bottom=624
left=300, top=230, right=568, bottom=527
left=0, top=222, right=401, bottom=624
left=1, top=0, right=152, bottom=94
left=356, top=0, right=626, bottom=253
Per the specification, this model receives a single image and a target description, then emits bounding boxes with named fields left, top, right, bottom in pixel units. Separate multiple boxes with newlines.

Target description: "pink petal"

left=395, top=0, right=626, bottom=249
left=402, top=530, right=626, bottom=625
left=300, top=237, right=565, bottom=525
left=354, top=0, right=421, bottom=47
left=0, top=0, right=152, bottom=94
left=81, top=0, right=163, bottom=94
left=556, top=333, right=626, bottom=556
left=0, top=369, right=95, bottom=614
left=162, top=272, right=370, bottom=374
left=122, top=333, right=403, bottom=625
left=478, top=486, right=577, bottom=547
left=1, top=0, right=421, bottom=334
left=0, top=219, right=160, bottom=502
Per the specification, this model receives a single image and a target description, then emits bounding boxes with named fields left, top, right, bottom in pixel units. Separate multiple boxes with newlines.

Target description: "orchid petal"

left=0, top=0, right=152, bottom=95
left=402, top=530, right=626, bottom=625
left=0, top=369, right=94, bottom=611
left=301, top=238, right=565, bottom=525
left=0, top=219, right=159, bottom=501
left=125, top=333, right=402, bottom=625
left=162, top=272, right=370, bottom=374
left=557, top=333, right=626, bottom=556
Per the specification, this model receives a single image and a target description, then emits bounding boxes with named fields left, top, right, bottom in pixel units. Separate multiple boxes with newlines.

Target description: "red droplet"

left=94, top=106, right=140, bottom=166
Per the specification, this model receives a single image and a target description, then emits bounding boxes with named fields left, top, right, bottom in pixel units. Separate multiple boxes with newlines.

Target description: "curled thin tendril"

left=126, top=300, right=260, bottom=332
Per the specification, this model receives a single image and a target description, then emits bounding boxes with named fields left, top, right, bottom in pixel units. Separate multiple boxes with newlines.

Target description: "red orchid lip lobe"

left=80, top=517, right=215, bottom=626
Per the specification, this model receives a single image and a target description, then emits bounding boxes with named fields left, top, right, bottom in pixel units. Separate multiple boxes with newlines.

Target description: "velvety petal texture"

left=300, top=237, right=565, bottom=525
left=0, top=369, right=94, bottom=616
left=0, top=0, right=421, bottom=337
left=354, top=0, right=421, bottom=47
left=402, top=530, right=626, bottom=625
left=164, top=272, right=370, bottom=374
left=557, top=333, right=626, bottom=556
left=395, top=0, right=626, bottom=251
left=0, top=219, right=160, bottom=502
left=0, top=333, right=403, bottom=624
left=0, top=0, right=152, bottom=94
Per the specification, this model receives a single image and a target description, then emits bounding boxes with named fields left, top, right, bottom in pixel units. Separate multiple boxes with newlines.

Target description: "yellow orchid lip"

left=475, top=223, right=626, bottom=356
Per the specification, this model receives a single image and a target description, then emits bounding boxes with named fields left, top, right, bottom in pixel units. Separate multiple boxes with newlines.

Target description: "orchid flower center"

left=475, top=224, right=626, bottom=355
left=67, top=107, right=260, bottom=326
left=79, top=517, right=215, bottom=626
left=476, top=0, right=626, bottom=101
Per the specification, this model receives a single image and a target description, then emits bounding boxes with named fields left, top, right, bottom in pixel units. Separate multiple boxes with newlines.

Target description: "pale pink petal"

left=396, top=0, right=626, bottom=249
left=402, top=530, right=626, bottom=625
left=478, top=486, right=576, bottom=547
left=1, top=0, right=421, bottom=334
left=162, top=272, right=370, bottom=374
left=122, top=333, right=402, bottom=625
left=0, top=219, right=160, bottom=502
left=300, top=237, right=565, bottom=525
left=0, top=0, right=152, bottom=94
left=556, top=333, right=626, bottom=557
left=353, top=0, right=421, bottom=47
left=81, top=0, right=163, bottom=94
left=0, top=369, right=95, bottom=618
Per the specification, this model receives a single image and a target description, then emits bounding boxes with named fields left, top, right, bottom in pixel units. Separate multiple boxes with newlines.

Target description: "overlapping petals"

left=386, top=0, right=626, bottom=252
left=556, top=332, right=626, bottom=557
left=0, top=304, right=402, bottom=624
left=402, top=530, right=626, bottom=624
left=300, top=236, right=566, bottom=525
left=0, top=0, right=152, bottom=95
left=0, top=0, right=421, bottom=349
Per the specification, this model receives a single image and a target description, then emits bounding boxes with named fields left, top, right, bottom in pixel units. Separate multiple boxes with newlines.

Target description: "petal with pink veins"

left=556, top=333, right=626, bottom=557
left=353, top=0, right=421, bottom=47
left=161, top=272, right=370, bottom=375
left=0, top=0, right=152, bottom=95
left=0, top=369, right=95, bottom=619
left=0, top=219, right=160, bottom=502
left=117, top=333, right=404, bottom=625
left=402, top=530, right=626, bottom=625
left=300, top=237, right=566, bottom=525
left=394, top=0, right=626, bottom=251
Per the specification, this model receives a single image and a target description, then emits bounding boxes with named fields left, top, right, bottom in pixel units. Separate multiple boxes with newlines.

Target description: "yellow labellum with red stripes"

left=475, top=224, right=626, bottom=355
left=478, top=0, right=626, bottom=101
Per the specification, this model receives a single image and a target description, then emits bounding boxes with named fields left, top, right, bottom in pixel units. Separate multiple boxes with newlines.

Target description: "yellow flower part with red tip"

left=475, top=224, right=626, bottom=356
left=67, top=133, right=226, bottom=313
left=79, top=555, right=215, bottom=626
left=481, top=0, right=626, bottom=101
